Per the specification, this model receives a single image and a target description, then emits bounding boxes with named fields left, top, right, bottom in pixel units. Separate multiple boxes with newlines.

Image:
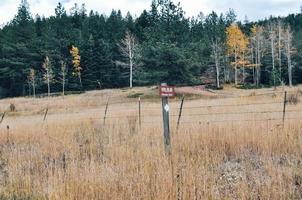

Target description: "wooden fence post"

left=0, top=112, right=6, bottom=125
left=176, top=95, right=185, bottom=131
left=161, top=83, right=171, bottom=154
left=138, top=97, right=141, bottom=129
left=43, top=107, right=48, bottom=121
left=282, top=91, right=287, bottom=127
left=6, top=125, right=9, bottom=144
left=103, top=97, right=110, bottom=126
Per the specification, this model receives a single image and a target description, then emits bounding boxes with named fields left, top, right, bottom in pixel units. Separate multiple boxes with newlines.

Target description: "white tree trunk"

left=287, top=40, right=292, bottom=87
left=278, top=23, right=282, bottom=79
left=212, top=40, right=220, bottom=89
left=271, top=31, right=276, bottom=89
left=129, top=40, right=133, bottom=88
left=284, top=28, right=293, bottom=87
left=119, top=31, right=137, bottom=89
left=47, top=77, right=50, bottom=97
left=32, top=80, right=35, bottom=98
left=256, top=38, right=261, bottom=87
left=62, top=76, right=65, bottom=96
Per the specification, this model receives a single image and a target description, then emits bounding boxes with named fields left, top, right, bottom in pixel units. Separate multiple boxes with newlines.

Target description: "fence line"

left=1, top=90, right=302, bottom=128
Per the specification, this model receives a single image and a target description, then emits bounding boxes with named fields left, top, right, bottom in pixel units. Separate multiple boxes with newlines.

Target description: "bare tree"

left=250, top=25, right=264, bottom=87
left=211, top=39, right=223, bottom=88
left=59, top=60, right=67, bottom=96
left=255, top=26, right=264, bottom=87
left=269, top=23, right=277, bottom=89
left=28, top=68, right=36, bottom=98
left=283, top=26, right=294, bottom=87
left=42, top=56, right=54, bottom=96
left=118, top=30, right=138, bottom=88
left=277, top=20, right=284, bottom=81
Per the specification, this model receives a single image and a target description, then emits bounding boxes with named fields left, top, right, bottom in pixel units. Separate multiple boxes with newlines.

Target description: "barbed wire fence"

left=1, top=90, right=302, bottom=128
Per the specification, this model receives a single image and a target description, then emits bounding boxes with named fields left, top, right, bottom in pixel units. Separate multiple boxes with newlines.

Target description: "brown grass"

left=0, top=86, right=302, bottom=199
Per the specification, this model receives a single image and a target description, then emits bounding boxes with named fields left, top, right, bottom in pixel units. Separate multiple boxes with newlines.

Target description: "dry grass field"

left=0, top=85, right=302, bottom=199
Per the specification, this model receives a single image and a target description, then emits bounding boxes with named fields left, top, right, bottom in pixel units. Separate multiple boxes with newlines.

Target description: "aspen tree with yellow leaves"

left=226, top=23, right=249, bottom=85
left=70, top=45, right=82, bottom=90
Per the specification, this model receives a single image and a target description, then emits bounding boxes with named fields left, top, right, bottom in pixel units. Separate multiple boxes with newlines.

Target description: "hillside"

left=0, top=0, right=302, bottom=98
left=0, top=86, right=302, bottom=199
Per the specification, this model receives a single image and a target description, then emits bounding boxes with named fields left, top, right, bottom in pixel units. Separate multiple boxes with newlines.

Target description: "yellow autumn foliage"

left=226, top=23, right=249, bottom=68
left=70, top=45, right=82, bottom=76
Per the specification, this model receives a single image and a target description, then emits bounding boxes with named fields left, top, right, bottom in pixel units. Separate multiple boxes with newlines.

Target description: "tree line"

left=0, top=0, right=302, bottom=98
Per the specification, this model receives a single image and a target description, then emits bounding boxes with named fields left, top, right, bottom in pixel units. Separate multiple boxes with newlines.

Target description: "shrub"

left=9, top=103, right=15, bottom=112
left=288, top=93, right=299, bottom=105
left=127, top=93, right=144, bottom=98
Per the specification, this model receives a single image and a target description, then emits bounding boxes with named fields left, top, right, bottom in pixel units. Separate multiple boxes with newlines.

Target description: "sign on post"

left=160, top=84, right=175, bottom=154
left=160, top=85, right=176, bottom=97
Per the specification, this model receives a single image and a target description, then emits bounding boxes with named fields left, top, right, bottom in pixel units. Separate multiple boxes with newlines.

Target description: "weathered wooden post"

left=0, top=112, right=6, bottom=125
left=162, top=92, right=170, bottom=152
left=6, top=125, right=9, bottom=144
left=43, top=107, right=48, bottom=121
left=103, top=97, right=110, bottom=126
left=282, top=91, right=287, bottom=128
left=177, top=95, right=185, bottom=131
left=160, top=83, right=175, bottom=154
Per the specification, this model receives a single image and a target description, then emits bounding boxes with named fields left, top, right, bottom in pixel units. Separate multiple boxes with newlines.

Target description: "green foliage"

left=0, top=1, right=302, bottom=98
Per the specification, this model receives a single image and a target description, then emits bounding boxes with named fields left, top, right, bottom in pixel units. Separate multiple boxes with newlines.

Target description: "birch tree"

left=28, top=68, right=36, bottom=98
left=250, top=25, right=264, bottom=86
left=211, top=40, right=223, bottom=88
left=60, top=60, right=67, bottom=96
left=255, top=26, right=264, bottom=87
left=42, top=56, right=54, bottom=96
left=277, top=20, right=284, bottom=81
left=205, top=12, right=226, bottom=89
left=118, top=30, right=138, bottom=88
left=269, top=23, right=277, bottom=89
left=283, top=26, right=294, bottom=87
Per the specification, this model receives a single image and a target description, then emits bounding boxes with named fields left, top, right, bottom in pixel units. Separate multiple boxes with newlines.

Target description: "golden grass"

left=0, top=86, right=302, bottom=199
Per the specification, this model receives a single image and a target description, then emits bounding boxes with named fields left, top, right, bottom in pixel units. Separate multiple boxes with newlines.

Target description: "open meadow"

left=0, top=86, right=302, bottom=199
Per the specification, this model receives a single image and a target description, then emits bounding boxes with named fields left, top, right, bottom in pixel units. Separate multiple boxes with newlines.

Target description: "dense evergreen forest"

left=0, top=0, right=302, bottom=98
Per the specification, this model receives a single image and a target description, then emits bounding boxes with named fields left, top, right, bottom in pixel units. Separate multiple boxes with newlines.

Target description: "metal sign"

left=159, top=86, right=176, bottom=97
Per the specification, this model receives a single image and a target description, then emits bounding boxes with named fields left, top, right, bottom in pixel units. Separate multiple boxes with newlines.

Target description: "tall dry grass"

left=0, top=87, right=301, bottom=199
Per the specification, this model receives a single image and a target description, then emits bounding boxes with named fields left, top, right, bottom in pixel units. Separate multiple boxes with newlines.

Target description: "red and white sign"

left=159, top=86, right=176, bottom=97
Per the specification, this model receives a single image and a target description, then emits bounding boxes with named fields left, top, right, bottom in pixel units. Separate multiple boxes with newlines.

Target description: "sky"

left=0, top=0, right=301, bottom=25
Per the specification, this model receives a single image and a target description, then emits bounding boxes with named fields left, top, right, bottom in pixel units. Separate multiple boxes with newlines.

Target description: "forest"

left=0, top=0, right=302, bottom=98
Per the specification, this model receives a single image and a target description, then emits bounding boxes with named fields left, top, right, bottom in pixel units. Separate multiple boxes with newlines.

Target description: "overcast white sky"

left=0, top=0, right=301, bottom=25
